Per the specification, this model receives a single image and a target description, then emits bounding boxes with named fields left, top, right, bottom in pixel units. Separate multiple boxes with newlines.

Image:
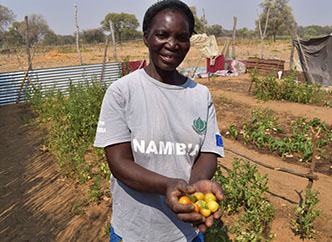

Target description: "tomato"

left=207, top=200, right=219, bottom=213
left=200, top=207, right=211, bottom=217
left=178, top=196, right=191, bottom=205
left=186, top=194, right=196, bottom=203
left=204, top=193, right=216, bottom=203
left=193, top=192, right=204, bottom=201
left=193, top=203, right=200, bottom=213
left=195, top=200, right=207, bottom=209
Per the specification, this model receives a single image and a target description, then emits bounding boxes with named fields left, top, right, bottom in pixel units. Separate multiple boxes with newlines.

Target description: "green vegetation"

left=225, top=108, right=332, bottom=162
left=291, top=189, right=321, bottom=239
left=27, top=79, right=110, bottom=203
left=249, top=70, right=332, bottom=107
left=206, top=158, right=275, bottom=241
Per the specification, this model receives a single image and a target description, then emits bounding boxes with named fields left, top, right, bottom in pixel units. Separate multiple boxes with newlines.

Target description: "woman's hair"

left=143, top=0, right=195, bottom=36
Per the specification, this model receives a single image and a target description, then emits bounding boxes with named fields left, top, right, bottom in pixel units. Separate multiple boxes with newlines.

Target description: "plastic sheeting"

left=190, top=34, right=219, bottom=58
left=294, top=34, right=332, bottom=86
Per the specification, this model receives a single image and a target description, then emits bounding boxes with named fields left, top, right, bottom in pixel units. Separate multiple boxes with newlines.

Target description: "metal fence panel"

left=0, top=62, right=122, bottom=106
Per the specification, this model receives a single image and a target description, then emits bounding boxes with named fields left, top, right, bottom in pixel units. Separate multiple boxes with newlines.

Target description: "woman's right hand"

left=165, top=179, right=205, bottom=225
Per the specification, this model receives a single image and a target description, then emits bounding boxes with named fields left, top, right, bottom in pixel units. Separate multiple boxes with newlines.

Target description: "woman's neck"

left=144, top=65, right=186, bottom=85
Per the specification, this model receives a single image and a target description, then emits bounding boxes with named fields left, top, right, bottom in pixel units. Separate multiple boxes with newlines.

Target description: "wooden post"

left=99, top=35, right=109, bottom=87
left=289, top=22, right=297, bottom=70
left=306, top=127, right=321, bottom=189
left=232, top=16, right=237, bottom=60
left=109, top=20, right=118, bottom=62
left=74, top=4, right=82, bottom=65
left=16, top=63, right=32, bottom=103
left=24, top=16, right=32, bottom=69
left=191, top=54, right=203, bottom=79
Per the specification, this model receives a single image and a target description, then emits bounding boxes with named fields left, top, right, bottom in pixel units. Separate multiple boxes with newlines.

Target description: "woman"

left=94, top=1, right=225, bottom=241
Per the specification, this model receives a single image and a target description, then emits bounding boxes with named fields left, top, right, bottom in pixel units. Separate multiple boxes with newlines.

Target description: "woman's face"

left=144, top=9, right=191, bottom=72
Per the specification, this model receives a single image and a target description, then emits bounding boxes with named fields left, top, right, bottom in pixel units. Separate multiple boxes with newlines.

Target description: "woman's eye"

left=178, top=35, right=189, bottom=42
left=156, top=33, right=167, bottom=38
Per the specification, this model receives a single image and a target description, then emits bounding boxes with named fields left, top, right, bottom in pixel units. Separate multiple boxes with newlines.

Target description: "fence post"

left=74, top=4, right=82, bottom=65
left=99, top=36, right=109, bottom=87
left=24, top=16, right=32, bottom=69
left=232, top=16, right=237, bottom=60
left=109, top=20, right=118, bottom=62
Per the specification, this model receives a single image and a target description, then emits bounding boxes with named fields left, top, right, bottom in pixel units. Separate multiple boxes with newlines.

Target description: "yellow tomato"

left=195, top=200, right=207, bottom=209
left=200, top=207, right=211, bottom=217
left=193, top=192, right=204, bottom=201
left=204, top=193, right=216, bottom=203
left=207, top=200, right=219, bottom=213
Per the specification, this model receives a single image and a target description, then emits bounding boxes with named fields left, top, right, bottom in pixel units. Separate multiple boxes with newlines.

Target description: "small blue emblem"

left=216, top=134, right=223, bottom=147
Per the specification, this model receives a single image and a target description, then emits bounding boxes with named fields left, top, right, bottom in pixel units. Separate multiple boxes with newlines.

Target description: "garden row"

left=26, top=78, right=323, bottom=240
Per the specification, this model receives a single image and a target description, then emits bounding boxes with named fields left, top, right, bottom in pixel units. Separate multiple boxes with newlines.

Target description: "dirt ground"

left=1, top=40, right=332, bottom=241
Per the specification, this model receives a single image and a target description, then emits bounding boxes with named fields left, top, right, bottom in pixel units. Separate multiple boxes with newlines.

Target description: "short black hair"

left=143, top=0, right=195, bottom=36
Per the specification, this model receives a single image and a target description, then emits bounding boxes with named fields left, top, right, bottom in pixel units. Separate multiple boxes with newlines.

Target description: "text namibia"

left=133, top=138, right=199, bottom=156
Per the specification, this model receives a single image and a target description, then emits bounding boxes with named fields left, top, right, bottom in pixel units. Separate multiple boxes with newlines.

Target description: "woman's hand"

left=191, top=179, right=224, bottom=232
left=165, top=179, right=205, bottom=224
left=165, top=179, right=224, bottom=230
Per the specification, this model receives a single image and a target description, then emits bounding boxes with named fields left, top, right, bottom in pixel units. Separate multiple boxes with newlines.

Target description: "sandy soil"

left=1, top=40, right=331, bottom=241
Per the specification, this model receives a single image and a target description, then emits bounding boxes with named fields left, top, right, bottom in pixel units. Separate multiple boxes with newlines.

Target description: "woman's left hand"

left=190, top=179, right=224, bottom=232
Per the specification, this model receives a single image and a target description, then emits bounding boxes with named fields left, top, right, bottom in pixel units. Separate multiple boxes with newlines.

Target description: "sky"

left=1, top=0, right=331, bottom=35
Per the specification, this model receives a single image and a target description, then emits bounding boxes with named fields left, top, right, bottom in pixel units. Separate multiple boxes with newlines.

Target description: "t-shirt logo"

left=193, top=117, right=207, bottom=135
left=216, top=134, right=224, bottom=147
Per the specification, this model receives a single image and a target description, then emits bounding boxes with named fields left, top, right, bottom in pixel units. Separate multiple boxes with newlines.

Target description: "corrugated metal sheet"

left=0, top=62, right=122, bottom=106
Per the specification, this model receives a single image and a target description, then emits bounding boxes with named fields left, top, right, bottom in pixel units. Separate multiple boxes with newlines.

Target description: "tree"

left=2, top=21, right=25, bottom=47
left=81, top=28, right=105, bottom=44
left=42, top=30, right=58, bottom=45
left=206, top=24, right=224, bottom=37
left=256, top=0, right=295, bottom=41
left=101, top=12, right=139, bottom=42
left=190, top=6, right=204, bottom=34
left=0, top=5, right=15, bottom=32
left=57, top=35, right=75, bottom=45
left=237, top=27, right=256, bottom=39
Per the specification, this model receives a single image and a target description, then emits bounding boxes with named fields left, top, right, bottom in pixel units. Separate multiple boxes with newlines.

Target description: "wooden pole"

left=99, top=35, right=109, bottom=87
left=232, top=16, right=237, bottom=60
left=24, top=16, right=32, bottom=69
left=16, top=63, right=32, bottom=103
left=74, top=4, right=82, bottom=65
left=191, top=54, right=203, bottom=79
left=306, top=127, right=321, bottom=189
left=109, top=20, right=118, bottom=62
left=289, top=22, right=297, bottom=70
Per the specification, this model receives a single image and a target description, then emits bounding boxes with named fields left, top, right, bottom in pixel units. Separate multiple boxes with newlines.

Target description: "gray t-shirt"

left=94, top=69, right=224, bottom=242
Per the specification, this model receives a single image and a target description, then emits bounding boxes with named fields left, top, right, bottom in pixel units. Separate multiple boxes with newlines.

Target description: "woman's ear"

left=143, top=32, right=149, bottom=47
